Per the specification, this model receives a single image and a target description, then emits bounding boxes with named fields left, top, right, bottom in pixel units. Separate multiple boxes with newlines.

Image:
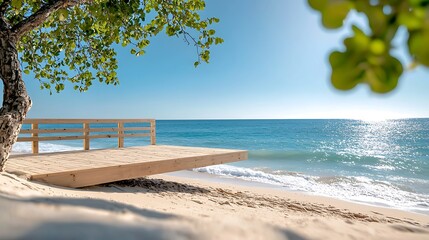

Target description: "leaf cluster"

left=309, top=0, right=429, bottom=93
left=4, top=0, right=222, bottom=93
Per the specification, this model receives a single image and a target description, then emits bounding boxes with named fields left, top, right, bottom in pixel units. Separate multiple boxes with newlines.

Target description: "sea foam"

left=194, top=165, right=429, bottom=213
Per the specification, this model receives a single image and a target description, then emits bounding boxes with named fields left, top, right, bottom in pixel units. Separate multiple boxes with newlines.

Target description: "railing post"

left=83, top=123, right=90, bottom=150
left=150, top=119, right=156, bottom=145
left=118, top=122, right=124, bottom=148
left=31, top=123, right=39, bottom=154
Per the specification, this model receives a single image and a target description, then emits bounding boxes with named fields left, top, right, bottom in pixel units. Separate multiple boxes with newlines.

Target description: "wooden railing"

left=17, top=119, right=156, bottom=154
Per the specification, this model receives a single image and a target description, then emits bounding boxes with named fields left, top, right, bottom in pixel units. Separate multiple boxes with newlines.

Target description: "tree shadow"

left=278, top=229, right=308, bottom=240
left=0, top=194, right=175, bottom=220
left=17, top=222, right=308, bottom=240
left=17, top=221, right=196, bottom=240
left=0, top=190, right=308, bottom=240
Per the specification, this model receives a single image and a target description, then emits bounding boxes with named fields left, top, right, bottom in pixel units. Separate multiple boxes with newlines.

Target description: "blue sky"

left=22, top=0, right=429, bottom=120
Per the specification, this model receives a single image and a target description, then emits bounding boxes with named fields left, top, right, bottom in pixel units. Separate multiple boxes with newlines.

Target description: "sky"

left=19, top=0, right=429, bottom=120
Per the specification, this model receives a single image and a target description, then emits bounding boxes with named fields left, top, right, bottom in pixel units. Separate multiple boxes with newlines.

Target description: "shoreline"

left=166, top=170, right=429, bottom=219
left=1, top=170, right=428, bottom=239
left=170, top=169, right=429, bottom=216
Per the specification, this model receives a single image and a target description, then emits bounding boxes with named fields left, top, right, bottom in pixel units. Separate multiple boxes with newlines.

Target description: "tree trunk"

left=0, top=32, right=32, bottom=171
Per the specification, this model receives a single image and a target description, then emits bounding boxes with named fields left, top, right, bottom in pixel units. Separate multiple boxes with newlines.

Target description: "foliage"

left=3, top=0, right=222, bottom=93
left=308, top=0, right=429, bottom=93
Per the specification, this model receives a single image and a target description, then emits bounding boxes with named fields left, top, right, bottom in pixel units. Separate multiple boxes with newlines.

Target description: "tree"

left=308, top=0, right=429, bottom=93
left=0, top=0, right=222, bottom=170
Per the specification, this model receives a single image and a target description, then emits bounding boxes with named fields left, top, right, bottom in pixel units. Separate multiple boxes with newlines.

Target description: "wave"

left=194, top=165, right=429, bottom=213
left=247, top=150, right=429, bottom=175
left=11, top=142, right=80, bottom=154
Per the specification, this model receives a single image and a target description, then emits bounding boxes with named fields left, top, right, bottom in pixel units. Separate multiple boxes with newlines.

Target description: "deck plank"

left=5, top=145, right=247, bottom=188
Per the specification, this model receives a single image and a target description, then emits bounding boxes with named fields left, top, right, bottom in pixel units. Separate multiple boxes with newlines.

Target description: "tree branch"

left=0, top=16, right=11, bottom=31
left=11, top=0, right=90, bottom=38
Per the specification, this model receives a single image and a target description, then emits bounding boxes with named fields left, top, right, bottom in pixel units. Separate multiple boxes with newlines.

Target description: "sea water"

left=12, top=119, right=429, bottom=214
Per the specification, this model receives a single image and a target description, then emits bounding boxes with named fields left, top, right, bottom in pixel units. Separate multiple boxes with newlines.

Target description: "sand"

left=0, top=171, right=428, bottom=240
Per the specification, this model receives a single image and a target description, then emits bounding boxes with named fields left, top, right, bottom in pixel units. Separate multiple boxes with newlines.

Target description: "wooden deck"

left=5, top=145, right=247, bottom=188
left=7, top=119, right=247, bottom=188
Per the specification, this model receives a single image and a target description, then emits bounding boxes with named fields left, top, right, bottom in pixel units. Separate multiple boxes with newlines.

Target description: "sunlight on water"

left=311, top=119, right=429, bottom=179
left=356, top=120, right=423, bottom=174
left=346, top=120, right=403, bottom=171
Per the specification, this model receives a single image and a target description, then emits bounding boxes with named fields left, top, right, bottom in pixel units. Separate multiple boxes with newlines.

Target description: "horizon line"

left=153, top=117, right=429, bottom=121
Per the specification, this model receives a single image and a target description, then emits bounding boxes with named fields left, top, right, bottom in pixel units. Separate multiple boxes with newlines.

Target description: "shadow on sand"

left=0, top=193, right=175, bottom=220
left=98, top=177, right=212, bottom=194
left=0, top=193, right=307, bottom=240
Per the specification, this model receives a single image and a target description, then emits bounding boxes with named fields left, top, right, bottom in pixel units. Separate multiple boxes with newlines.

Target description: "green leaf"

left=201, top=50, right=210, bottom=62
left=398, top=12, right=423, bottom=30
left=136, top=50, right=145, bottom=56
left=329, top=51, right=347, bottom=68
left=58, top=9, right=68, bottom=22
left=307, top=0, right=427, bottom=93
left=330, top=53, right=362, bottom=91
left=408, top=31, right=429, bottom=66
left=11, top=0, right=22, bottom=9
left=215, top=38, right=224, bottom=44
left=349, top=26, right=370, bottom=51
left=369, top=39, right=386, bottom=55
left=308, top=0, right=328, bottom=11
left=166, top=26, right=176, bottom=36
left=137, top=39, right=150, bottom=48
left=321, top=0, right=352, bottom=29
left=366, top=56, right=402, bottom=93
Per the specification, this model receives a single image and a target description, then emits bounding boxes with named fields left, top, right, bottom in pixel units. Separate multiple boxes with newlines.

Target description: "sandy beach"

left=0, top=0, right=428, bottom=239
left=1, top=170, right=428, bottom=240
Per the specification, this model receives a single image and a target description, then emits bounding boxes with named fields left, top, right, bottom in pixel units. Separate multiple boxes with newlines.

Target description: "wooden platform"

left=5, top=145, right=247, bottom=188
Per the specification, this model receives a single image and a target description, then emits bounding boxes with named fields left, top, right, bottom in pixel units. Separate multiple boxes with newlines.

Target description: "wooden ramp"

left=5, top=145, right=247, bottom=188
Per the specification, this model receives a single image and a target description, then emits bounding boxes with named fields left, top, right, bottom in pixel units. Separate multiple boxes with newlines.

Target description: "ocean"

left=12, top=119, right=429, bottom=214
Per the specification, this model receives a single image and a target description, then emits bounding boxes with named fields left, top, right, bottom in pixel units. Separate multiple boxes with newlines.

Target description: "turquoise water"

left=14, top=119, right=429, bottom=213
